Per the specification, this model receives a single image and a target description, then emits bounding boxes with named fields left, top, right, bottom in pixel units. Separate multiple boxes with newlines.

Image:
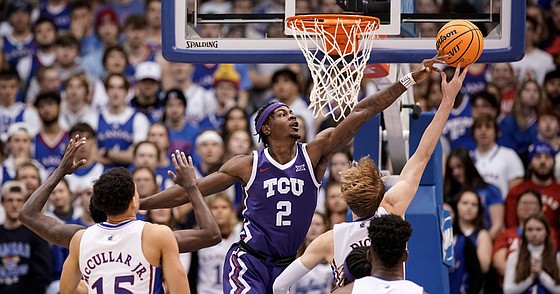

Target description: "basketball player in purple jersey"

left=140, top=55, right=450, bottom=293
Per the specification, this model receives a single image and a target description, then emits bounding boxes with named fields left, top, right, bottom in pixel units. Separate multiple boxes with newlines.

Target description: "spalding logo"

left=436, top=30, right=457, bottom=49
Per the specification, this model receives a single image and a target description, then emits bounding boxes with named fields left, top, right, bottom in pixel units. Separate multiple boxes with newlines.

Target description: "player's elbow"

left=207, top=230, right=222, bottom=246
left=272, top=279, right=289, bottom=294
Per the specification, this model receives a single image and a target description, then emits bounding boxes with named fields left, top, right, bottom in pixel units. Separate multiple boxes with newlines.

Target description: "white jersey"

left=197, top=223, right=242, bottom=294
left=331, top=206, right=388, bottom=287
left=352, top=276, right=423, bottom=294
left=79, top=220, right=156, bottom=294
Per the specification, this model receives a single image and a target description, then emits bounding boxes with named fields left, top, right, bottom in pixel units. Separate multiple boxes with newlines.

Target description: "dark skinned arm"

left=306, top=56, right=445, bottom=164
left=167, top=150, right=222, bottom=252
left=19, top=135, right=88, bottom=248
left=140, top=154, right=252, bottom=210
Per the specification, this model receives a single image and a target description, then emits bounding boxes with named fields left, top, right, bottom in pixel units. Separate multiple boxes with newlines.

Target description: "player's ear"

left=366, top=248, right=373, bottom=263
left=402, top=250, right=409, bottom=262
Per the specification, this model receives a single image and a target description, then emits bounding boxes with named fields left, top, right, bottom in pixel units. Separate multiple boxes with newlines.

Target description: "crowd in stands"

left=0, top=0, right=560, bottom=293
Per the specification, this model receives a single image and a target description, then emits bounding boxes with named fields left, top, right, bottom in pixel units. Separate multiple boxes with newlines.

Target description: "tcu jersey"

left=241, top=142, right=320, bottom=258
left=79, top=220, right=156, bottom=294
left=352, top=276, right=423, bottom=294
left=331, top=206, right=388, bottom=287
left=197, top=223, right=242, bottom=294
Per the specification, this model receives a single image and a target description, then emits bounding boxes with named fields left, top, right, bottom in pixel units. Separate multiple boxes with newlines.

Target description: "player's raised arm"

left=19, top=135, right=88, bottom=248
left=382, top=65, right=470, bottom=217
left=307, top=56, right=445, bottom=160
left=168, top=150, right=221, bottom=252
left=140, top=154, right=251, bottom=210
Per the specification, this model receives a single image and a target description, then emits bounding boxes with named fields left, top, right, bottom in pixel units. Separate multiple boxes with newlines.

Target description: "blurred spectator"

left=16, top=17, right=57, bottom=91
left=471, top=114, right=525, bottom=198
left=200, top=0, right=233, bottom=14
left=494, top=190, right=555, bottom=280
left=223, top=129, right=254, bottom=162
left=53, top=34, right=84, bottom=81
left=33, top=92, right=69, bottom=174
left=0, top=180, right=52, bottom=294
left=59, top=73, right=98, bottom=130
left=318, top=148, right=352, bottom=214
left=130, top=61, right=163, bottom=123
left=505, top=141, right=560, bottom=234
left=123, top=14, right=155, bottom=67
left=39, top=0, right=72, bottom=32
left=102, top=0, right=145, bottom=26
left=132, top=140, right=172, bottom=190
left=194, top=194, right=242, bottom=293
left=220, top=106, right=250, bottom=143
left=15, top=161, right=42, bottom=199
left=194, top=129, right=225, bottom=177
left=416, top=0, right=440, bottom=13
left=461, top=63, right=488, bottom=97
left=511, top=16, right=555, bottom=85
left=163, top=88, right=200, bottom=157
left=147, top=122, right=172, bottom=169
left=0, top=70, right=41, bottom=139
left=82, top=7, right=121, bottom=79
left=1, top=123, right=46, bottom=184
left=64, top=123, right=103, bottom=194
left=441, top=66, right=473, bottom=151
left=163, top=62, right=216, bottom=124
left=26, top=65, right=61, bottom=104
left=325, top=181, right=347, bottom=229
left=487, top=63, right=518, bottom=118
left=70, top=1, right=97, bottom=57
left=535, top=109, right=560, bottom=181
left=444, top=148, right=504, bottom=239
left=3, top=1, right=35, bottom=69
left=448, top=190, right=492, bottom=294
left=199, top=64, right=240, bottom=131
left=499, top=80, right=545, bottom=164
left=543, top=69, right=560, bottom=110
left=95, top=73, right=149, bottom=170
left=145, top=0, right=162, bottom=52
left=503, top=214, right=560, bottom=293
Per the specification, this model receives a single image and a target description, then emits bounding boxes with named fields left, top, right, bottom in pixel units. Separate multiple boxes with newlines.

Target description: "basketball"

left=435, top=20, right=484, bottom=67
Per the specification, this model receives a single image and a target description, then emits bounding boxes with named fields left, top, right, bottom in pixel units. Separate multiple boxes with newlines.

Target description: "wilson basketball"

left=435, top=20, right=484, bottom=67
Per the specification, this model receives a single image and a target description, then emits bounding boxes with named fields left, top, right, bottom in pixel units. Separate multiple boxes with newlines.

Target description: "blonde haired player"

left=273, top=64, right=470, bottom=293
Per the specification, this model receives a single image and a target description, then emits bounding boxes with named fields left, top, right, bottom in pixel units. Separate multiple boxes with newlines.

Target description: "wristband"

left=399, top=73, right=416, bottom=89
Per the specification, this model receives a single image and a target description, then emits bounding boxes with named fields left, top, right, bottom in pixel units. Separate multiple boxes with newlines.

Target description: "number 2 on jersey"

left=276, top=201, right=292, bottom=226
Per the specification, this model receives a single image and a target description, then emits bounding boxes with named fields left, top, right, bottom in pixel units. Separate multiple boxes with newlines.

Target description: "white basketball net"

left=287, top=16, right=378, bottom=121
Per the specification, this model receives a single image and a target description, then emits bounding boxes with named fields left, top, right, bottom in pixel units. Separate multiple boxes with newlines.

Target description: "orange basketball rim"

left=286, top=14, right=380, bottom=55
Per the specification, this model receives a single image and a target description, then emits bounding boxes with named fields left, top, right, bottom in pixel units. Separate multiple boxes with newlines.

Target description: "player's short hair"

left=368, top=214, right=412, bottom=268
left=340, top=156, right=385, bottom=218
left=93, top=168, right=136, bottom=216
left=89, top=200, right=107, bottom=223
left=343, top=246, right=372, bottom=284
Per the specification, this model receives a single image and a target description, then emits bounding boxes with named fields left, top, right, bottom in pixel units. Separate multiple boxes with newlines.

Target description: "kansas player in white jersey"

left=59, top=165, right=189, bottom=294
left=273, top=65, right=470, bottom=293
left=141, top=56, right=447, bottom=293
left=332, top=215, right=424, bottom=294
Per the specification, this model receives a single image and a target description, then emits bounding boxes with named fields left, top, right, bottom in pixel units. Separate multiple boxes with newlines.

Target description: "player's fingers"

left=171, top=152, right=179, bottom=169
left=167, top=171, right=177, bottom=181
left=187, top=155, right=194, bottom=167
left=460, top=65, right=471, bottom=79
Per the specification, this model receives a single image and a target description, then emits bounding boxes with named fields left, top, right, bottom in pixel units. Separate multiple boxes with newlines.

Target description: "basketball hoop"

left=286, top=14, right=379, bottom=121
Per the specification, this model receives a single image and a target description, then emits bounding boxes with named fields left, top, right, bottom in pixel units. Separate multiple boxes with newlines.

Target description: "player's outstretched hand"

left=59, top=134, right=87, bottom=175
left=440, top=63, right=470, bottom=104
left=411, top=53, right=447, bottom=83
left=168, top=150, right=198, bottom=191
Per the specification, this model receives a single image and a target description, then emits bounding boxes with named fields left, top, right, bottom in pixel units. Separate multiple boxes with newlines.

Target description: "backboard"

left=162, top=0, right=525, bottom=64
